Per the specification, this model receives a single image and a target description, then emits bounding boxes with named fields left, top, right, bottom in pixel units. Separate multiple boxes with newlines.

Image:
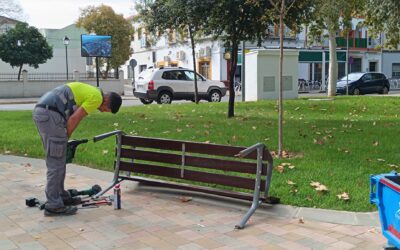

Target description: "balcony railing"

left=336, top=37, right=367, bottom=48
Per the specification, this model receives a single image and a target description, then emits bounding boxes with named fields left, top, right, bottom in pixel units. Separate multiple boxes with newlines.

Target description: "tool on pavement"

left=81, top=200, right=112, bottom=207
left=25, top=197, right=45, bottom=210
left=67, top=184, right=102, bottom=197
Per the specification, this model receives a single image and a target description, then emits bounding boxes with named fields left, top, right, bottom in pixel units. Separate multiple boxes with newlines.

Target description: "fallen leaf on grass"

left=337, top=192, right=350, bottom=201
left=287, top=180, right=296, bottom=185
left=179, top=196, right=192, bottom=202
left=315, top=185, right=328, bottom=192
left=275, top=163, right=295, bottom=174
left=282, top=151, right=290, bottom=158
left=388, top=164, right=399, bottom=168
left=313, top=138, right=324, bottom=145
left=310, top=181, right=329, bottom=193
left=275, top=165, right=285, bottom=173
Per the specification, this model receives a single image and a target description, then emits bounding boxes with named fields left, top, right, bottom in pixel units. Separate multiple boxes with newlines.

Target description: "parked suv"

left=336, top=72, right=390, bottom=95
left=133, top=67, right=227, bottom=104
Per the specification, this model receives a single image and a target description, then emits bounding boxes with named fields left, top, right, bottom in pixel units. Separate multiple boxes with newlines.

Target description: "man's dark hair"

left=108, top=92, right=122, bottom=114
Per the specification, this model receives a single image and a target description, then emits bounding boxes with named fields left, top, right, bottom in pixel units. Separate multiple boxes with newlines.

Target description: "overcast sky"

left=17, top=0, right=134, bottom=29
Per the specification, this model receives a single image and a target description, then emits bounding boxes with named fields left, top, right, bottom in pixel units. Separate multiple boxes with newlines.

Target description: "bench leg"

left=235, top=146, right=264, bottom=229
left=94, top=131, right=123, bottom=199
left=93, top=179, right=122, bottom=198
left=235, top=200, right=262, bottom=229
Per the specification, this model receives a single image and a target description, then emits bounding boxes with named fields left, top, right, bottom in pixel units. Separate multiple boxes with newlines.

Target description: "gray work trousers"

left=32, top=107, right=70, bottom=209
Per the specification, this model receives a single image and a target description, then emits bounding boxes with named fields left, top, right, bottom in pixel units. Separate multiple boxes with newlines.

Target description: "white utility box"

left=245, top=49, right=299, bottom=101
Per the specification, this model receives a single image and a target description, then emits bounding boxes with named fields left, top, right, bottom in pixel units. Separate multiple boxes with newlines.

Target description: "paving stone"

left=0, top=156, right=388, bottom=249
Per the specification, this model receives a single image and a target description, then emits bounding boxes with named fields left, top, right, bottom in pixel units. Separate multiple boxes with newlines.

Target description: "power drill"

left=25, top=197, right=45, bottom=210
left=66, top=139, right=89, bottom=163
left=67, top=184, right=102, bottom=197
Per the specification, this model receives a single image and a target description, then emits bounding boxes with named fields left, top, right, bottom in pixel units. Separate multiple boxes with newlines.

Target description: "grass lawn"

left=1, top=96, right=399, bottom=212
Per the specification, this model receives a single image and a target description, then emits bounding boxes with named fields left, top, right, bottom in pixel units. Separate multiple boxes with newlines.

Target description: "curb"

left=0, top=154, right=380, bottom=227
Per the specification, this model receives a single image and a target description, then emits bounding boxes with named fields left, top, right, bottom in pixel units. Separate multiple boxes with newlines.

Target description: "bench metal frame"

left=94, top=130, right=275, bottom=229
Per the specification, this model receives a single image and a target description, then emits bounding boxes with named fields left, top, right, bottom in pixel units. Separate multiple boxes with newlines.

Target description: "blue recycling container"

left=370, top=171, right=400, bottom=248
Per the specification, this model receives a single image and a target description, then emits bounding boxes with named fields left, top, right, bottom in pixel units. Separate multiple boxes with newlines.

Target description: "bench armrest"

left=235, top=143, right=265, bottom=158
left=93, top=130, right=123, bottom=143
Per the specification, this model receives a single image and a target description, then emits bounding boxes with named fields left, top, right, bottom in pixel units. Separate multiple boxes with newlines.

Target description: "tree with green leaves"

left=308, top=0, right=360, bottom=97
left=206, top=0, right=272, bottom=117
left=246, top=0, right=312, bottom=156
left=364, top=0, right=400, bottom=48
left=0, top=22, right=53, bottom=80
left=76, top=5, right=134, bottom=78
left=138, top=0, right=212, bottom=103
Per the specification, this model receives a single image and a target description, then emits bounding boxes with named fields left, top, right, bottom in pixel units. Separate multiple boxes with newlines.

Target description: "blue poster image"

left=81, top=34, right=112, bottom=57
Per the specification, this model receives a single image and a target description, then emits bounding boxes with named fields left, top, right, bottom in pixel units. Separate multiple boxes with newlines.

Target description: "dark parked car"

left=336, top=72, right=390, bottom=95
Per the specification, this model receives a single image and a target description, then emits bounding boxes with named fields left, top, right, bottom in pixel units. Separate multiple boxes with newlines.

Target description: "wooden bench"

left=94, top=130, right=279, bottom=229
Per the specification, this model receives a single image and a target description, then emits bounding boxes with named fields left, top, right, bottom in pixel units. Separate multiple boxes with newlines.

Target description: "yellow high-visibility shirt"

left=66, top=82, right=103, bottom=114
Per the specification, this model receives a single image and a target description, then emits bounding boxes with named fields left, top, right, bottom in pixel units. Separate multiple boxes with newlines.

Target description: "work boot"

left=63, top=196, right=82, bottom=206
left=44, top=205, right=77, bottom=216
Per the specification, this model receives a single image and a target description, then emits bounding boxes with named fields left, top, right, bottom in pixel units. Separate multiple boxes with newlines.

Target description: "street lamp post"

left=346, top=31, right=349, bottom=95
left=17, top=40, right=22, bottom=81
left=63, top=36, right=70, bottom=80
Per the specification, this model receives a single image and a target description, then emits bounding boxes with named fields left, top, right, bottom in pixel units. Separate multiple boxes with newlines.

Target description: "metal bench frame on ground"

left=94, top=130, right=279, bottom=229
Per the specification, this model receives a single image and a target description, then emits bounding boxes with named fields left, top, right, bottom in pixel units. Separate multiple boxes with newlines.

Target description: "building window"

left=393, top=63, right=400, bottom=78
left=199, top=61, right=210, bottom=79
left=139, top=65, right=147, bottom=73
left=369, top=61, right=377, bottom=72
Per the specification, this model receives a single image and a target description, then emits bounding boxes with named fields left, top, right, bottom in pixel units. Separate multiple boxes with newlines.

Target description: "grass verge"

left=1, top=95, right=399, bottom=212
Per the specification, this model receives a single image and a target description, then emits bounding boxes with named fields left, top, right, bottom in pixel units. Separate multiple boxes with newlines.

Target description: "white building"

left=124, top=16, right=400, bottom=87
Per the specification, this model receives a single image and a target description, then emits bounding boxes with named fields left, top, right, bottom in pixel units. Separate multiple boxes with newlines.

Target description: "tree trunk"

left=278, top=0, right=285, bottom=158
left=17, top=64, right=23, bottom=81
left=228, top=42, right=238, bottom=118
left=189, top=25, right=199, bottom=104
left=327, top=30, right=338, bottom=97
left=115, top=67, right=119, bottom=79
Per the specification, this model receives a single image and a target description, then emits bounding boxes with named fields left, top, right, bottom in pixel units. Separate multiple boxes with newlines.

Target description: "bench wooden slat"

left=121, top=176, right=267, bottom=202
left=120, top=148, right=264, bottom=174
left=119, top=161, right=265, bottom=190
left=121, top=135, right=272, bottom=161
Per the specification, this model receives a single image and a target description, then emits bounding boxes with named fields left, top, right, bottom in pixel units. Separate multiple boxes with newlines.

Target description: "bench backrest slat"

left=121, top=135, right=272, bottom=161
left=119, top=161, right=265, bottom=190
left=120, top=148, right=264, bottom=174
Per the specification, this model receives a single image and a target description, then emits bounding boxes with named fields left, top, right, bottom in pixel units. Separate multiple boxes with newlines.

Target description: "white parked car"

left=133, top=67, right=227, bottom=104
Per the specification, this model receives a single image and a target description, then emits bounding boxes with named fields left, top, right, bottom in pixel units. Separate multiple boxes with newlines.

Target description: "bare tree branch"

left=283, top=0, right=297, bottom=16
left=268, top=0, right=280, bottom=12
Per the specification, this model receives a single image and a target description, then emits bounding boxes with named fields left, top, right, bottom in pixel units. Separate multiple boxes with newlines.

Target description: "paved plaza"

left=0, top=154, right=387, bottom=249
